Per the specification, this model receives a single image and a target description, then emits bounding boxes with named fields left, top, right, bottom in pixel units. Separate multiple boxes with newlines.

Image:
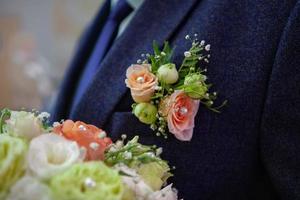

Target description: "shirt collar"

left=127, top=0, right=144, bottom=10
left=111, top=0, right=144, bottom=10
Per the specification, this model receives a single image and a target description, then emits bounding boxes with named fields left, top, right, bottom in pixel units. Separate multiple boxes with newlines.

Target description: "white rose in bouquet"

left=5, top=111, right=44, bottom=140
left=148, top=184, right=178, bottom=200
left=114, top=164, right=153, bottom=200
left=6, top=176, right=52, bottom=200
left=27, top=133, right=84, bottom=180
left=115, top=164, right=178, bottom=200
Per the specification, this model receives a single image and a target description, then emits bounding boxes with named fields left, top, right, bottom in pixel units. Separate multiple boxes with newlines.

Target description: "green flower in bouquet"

left=114, top=162, right=172, bottom=200
left=0, top=135, right=27, bottom=198
left=114, top=164, right=153, bottom=200
left=50, top=161, right=123, bottom=200
left=137, top=162, right=172, bottom=191
left=105, top=136, right=173, bottom=192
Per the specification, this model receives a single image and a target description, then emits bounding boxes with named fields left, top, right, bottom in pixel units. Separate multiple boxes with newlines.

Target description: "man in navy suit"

left=51, top=0, right=300, bottom=199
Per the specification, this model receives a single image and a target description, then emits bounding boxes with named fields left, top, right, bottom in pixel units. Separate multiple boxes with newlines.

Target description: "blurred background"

left=0, top=0, right=104, bottom=111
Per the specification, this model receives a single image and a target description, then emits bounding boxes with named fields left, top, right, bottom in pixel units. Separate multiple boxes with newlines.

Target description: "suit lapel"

left=70, top=0, right=199, bottom=126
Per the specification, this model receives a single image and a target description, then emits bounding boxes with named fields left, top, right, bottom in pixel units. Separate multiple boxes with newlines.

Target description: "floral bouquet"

left=0, top=109, right=179, bottom=200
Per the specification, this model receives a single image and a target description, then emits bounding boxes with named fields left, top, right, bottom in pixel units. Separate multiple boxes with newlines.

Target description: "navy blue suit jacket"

left=52, top=0, right=300, bottom=199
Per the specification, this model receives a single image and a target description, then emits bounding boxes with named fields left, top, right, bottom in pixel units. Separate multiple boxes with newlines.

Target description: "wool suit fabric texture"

left=51, top=0, right=300, bottom=199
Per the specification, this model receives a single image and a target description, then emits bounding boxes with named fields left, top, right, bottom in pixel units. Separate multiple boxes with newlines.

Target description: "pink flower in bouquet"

left=159, top=91, right=200, bottom=141
left=53, top=120, right=112, bottom=161
left=125, top=64, right=158, bottom=103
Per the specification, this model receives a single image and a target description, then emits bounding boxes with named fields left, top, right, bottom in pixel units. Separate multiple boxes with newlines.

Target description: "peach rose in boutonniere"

left=125, top=64, right=158, bottom=103
left=53, top=120, right=112, bottom=161
left=159, top=91, right=200, bottom=141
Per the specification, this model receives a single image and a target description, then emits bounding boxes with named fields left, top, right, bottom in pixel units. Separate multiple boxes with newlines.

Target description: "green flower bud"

left=184, top=74, right=208, bottom=99
left=134, top=103, right=158, bottom=125
left=157, top=63, right=179, bottom=84
left=184, top=73, right=206, bottom=85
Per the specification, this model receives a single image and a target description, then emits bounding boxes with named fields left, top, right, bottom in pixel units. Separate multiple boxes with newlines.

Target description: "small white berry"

left=84, top=177, right=96, bottom=188
left=78, top=125, right=87, bottom=131
left=98, top=131, right=107, bottom=138
left=184, top=51, right=191, bottom=57
left=89, top=142, right=99, bottom=151
left=53, top=122, right=60, bottom=127
left=136, top=76, right=145, bottom=84
left=124, top=151, right=132, bottom=159
left=121, top=134, right=127, bottom=140
left=205, top=44, right=211, bottom=51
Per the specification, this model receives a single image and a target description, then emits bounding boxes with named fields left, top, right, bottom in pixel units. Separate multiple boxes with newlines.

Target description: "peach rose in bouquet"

left=53, top=120, right=112, bottom=160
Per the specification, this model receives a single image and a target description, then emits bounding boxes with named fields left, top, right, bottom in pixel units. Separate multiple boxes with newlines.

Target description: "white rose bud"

left=5, top=111, right=43, bottom=141
left=157, top=63, right=179, bottom=84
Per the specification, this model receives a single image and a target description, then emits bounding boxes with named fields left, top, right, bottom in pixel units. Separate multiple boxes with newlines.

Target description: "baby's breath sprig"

left=150, top=112, right=168, bottom=138
left=177, top=37, right=210, bottom=84
left=104, top=136, right=166, bottom=167
left=175, top=35, right=227, bottom=112
left=29, top=109, right=52, bottom=131
left=148, top=80, right=171, bottom=138
left=36, top=112, right=51, bottom=131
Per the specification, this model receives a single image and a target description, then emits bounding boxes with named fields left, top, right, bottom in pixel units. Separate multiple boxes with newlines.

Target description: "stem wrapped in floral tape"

left=125, top=34, right=227, bottom=141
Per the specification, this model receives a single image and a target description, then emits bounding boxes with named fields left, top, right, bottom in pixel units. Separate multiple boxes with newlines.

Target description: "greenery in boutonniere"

left=125, top=34, right=227, bottom=141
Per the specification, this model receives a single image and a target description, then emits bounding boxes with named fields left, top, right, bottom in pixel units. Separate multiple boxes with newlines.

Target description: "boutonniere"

left=125, top=34, right=227, bottom=141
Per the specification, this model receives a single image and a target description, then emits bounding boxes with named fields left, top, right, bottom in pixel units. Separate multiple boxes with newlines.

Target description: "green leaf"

left=0, top=109, right=11, bottom=133
left=162, top=41, right=170, bottom=53
left=153, top=40, right=160, bottom=55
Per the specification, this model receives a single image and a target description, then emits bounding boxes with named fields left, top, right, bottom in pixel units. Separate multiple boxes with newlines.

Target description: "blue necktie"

left=73, top=0, right=133, bottom=108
